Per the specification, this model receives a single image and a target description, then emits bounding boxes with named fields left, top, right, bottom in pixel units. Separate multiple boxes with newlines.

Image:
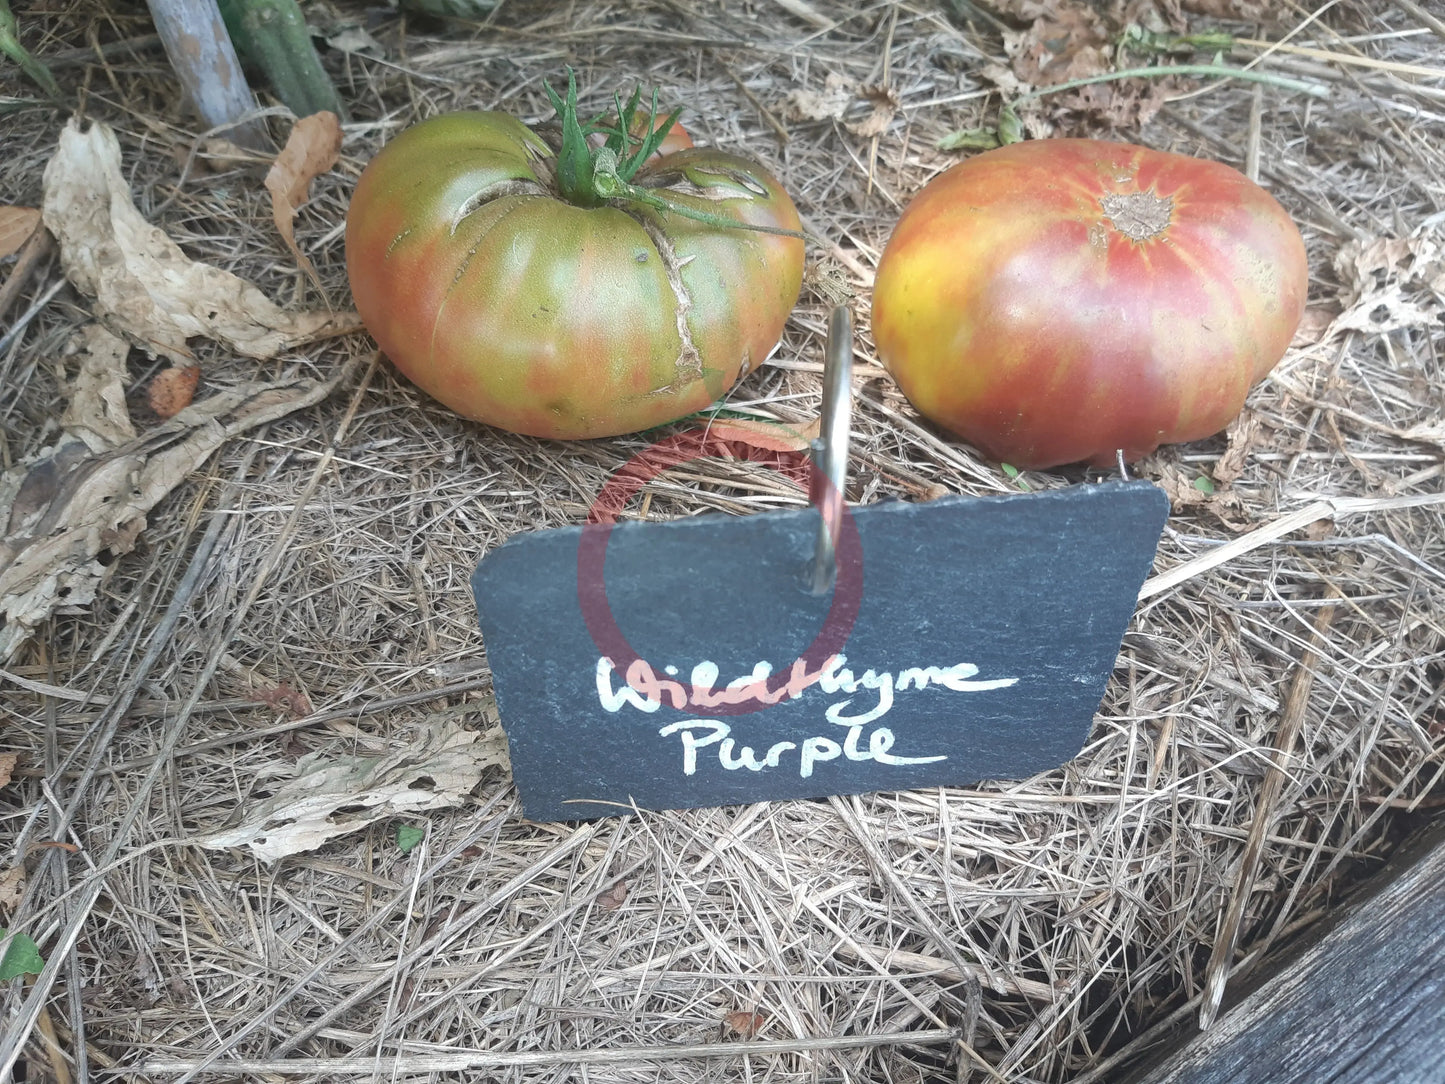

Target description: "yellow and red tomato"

left=871, top=139, right=1308, bottom=470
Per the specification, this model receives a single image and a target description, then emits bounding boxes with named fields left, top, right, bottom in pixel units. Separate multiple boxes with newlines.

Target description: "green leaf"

left=997, top=106, right=1024, bottom=146
left=1000, top=463, right=1031, bottom=491
left=395, top=824, right=425, bottom=854
left=937, top=127, right=1001, bottom=152
left=0, top=929, right=45, bottom=980
left=546, top=68, right=599, bottom=206
left=1193, top=475, right=1216, bottom=494
left=0, top=0, right=61, bottom=99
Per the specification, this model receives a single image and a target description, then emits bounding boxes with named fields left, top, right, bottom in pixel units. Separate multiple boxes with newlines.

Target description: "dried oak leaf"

left=41, top=117, right=358, bottom=366
left=147, top=366, right=201, bottom=419
left=266, top=112, right=343, bottom=290
left=0, top=207, right=41, bottom=260
left=1329, top=230, right=1444, bottom=337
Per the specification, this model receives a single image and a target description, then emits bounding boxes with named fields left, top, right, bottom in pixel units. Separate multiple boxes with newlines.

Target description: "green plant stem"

left=0, top=0, right=61, bottom=99
left=544, top=70, right=805, bottom=241
left=218, top=0, right=345, bottom=120
left=591, top=150, right=805, bottom=239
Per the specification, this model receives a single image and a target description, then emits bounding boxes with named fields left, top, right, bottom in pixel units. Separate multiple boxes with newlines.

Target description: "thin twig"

left=1138, top=493, right=1445, bottom=601
left=1200, top=593, right=1340, bottom=1028
left=140, top=1028, right=960, bottom=1075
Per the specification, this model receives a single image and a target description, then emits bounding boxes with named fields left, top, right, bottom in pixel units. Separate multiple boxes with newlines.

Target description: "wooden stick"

left=147, top=0, right=266, bottom=147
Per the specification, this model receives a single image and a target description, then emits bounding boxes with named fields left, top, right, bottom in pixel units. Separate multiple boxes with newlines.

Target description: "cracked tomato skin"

left=870, top=139, right=1308, bottom=470
left=345, top=111, right=803, bottom=439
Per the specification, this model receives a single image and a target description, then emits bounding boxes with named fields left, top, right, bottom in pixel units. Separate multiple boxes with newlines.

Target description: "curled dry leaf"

left=1003, top=0, right=1180, bottom=129
left=0, top=866, right=23, bottom=912
left=702, top=417, right=821, bottom=492
left=0, top=207, right=41, bottom=260
left=782, top=72, right=856, bottom=123
left=847, top=84, right=900, bottom=139
left=1327, top=230, right=1444, bottom=338
left=1211, top=412, right=1265, bottom=489
left=1181, top=0, right=1271, bottom=19
left=251, top=682, right=313, bottom=719
left=61, top=325, right=137, bottom=452
left=265, top=112, right=343, bottom=290
left=705, top=416, right=820, bottom=454
left=40, top=117, right=359, bottom=366
left=0, top=363, right=355, bottom=663
left=595, top=880, right=629, bottom=912
left=723, top=1010, right=766, bottom=1038
left=198, top=721, right=506, bottom=863
left=147, top=366, right=201, bottom=419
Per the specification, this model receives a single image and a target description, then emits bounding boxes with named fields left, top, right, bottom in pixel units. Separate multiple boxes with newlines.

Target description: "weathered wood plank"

left=1126, top=818, right=1445, bottom=1084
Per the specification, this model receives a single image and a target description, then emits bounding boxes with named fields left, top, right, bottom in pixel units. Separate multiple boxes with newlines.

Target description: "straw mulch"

left=2, top=1, right=1443, bottom=1081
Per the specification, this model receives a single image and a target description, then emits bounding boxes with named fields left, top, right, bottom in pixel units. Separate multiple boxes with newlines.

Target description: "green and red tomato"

left=870, top=139, right=1308, bottom=470
left=345, top=80, right=803, bottom=440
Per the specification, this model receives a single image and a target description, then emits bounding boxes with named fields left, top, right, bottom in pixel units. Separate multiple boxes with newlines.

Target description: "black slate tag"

left=471, top=480, right=1168, bottom=821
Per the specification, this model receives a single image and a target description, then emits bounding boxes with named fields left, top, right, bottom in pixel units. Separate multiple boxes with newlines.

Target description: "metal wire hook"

left=807, top=305, right=853, bottom=596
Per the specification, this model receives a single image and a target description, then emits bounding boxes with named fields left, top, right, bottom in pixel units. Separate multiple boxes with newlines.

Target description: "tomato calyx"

left=543, top=69, right=805, bottom=241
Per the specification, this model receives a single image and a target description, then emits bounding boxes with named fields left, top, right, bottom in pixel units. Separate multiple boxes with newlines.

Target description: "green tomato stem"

left=545, top=70, right=806, bottom=241
left=592, top=150, right=806, bottom=240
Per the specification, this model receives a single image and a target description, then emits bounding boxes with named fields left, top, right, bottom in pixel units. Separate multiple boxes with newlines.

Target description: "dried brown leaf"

left=60, top=325, right=136, bottom=452
left=1212, top=411, right=1263, bottom=488
left=845, top=84, right=900, bottom=138
left=1328, top=230, right=1444, bottom=337
left=1290, top=305, right=1338, bottom=347
left=147, top=366, right=200, bottom=420
left=265, top=112, right=343, bottom=290
left=706, top=417, right=820, bottom=454
left=595, top=880, right=629, bottom=911
left=41, top=118, right=358, bottom=366
left=198, top=721, right=503, bottom=862
left=0, top=752, right=15, bottom=788
left=0, top=207, right=41, bottom=260
left=251, top=682, right=313, bottom=719
left=0, top=865, right=23, bottom=911
left=1004, top=2, right=1111, bottom=87
left=1181, top=0, right=1270, bottom=19
left=782, top=72, right=855, bottom=122
left=723, top=1010, right=766, bottom=1038
left=0, top=364, right=354, bottom=663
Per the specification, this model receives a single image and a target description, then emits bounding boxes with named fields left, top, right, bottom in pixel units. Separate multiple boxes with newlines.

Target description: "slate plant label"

left=472, top=480, right=1169, bottom=822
